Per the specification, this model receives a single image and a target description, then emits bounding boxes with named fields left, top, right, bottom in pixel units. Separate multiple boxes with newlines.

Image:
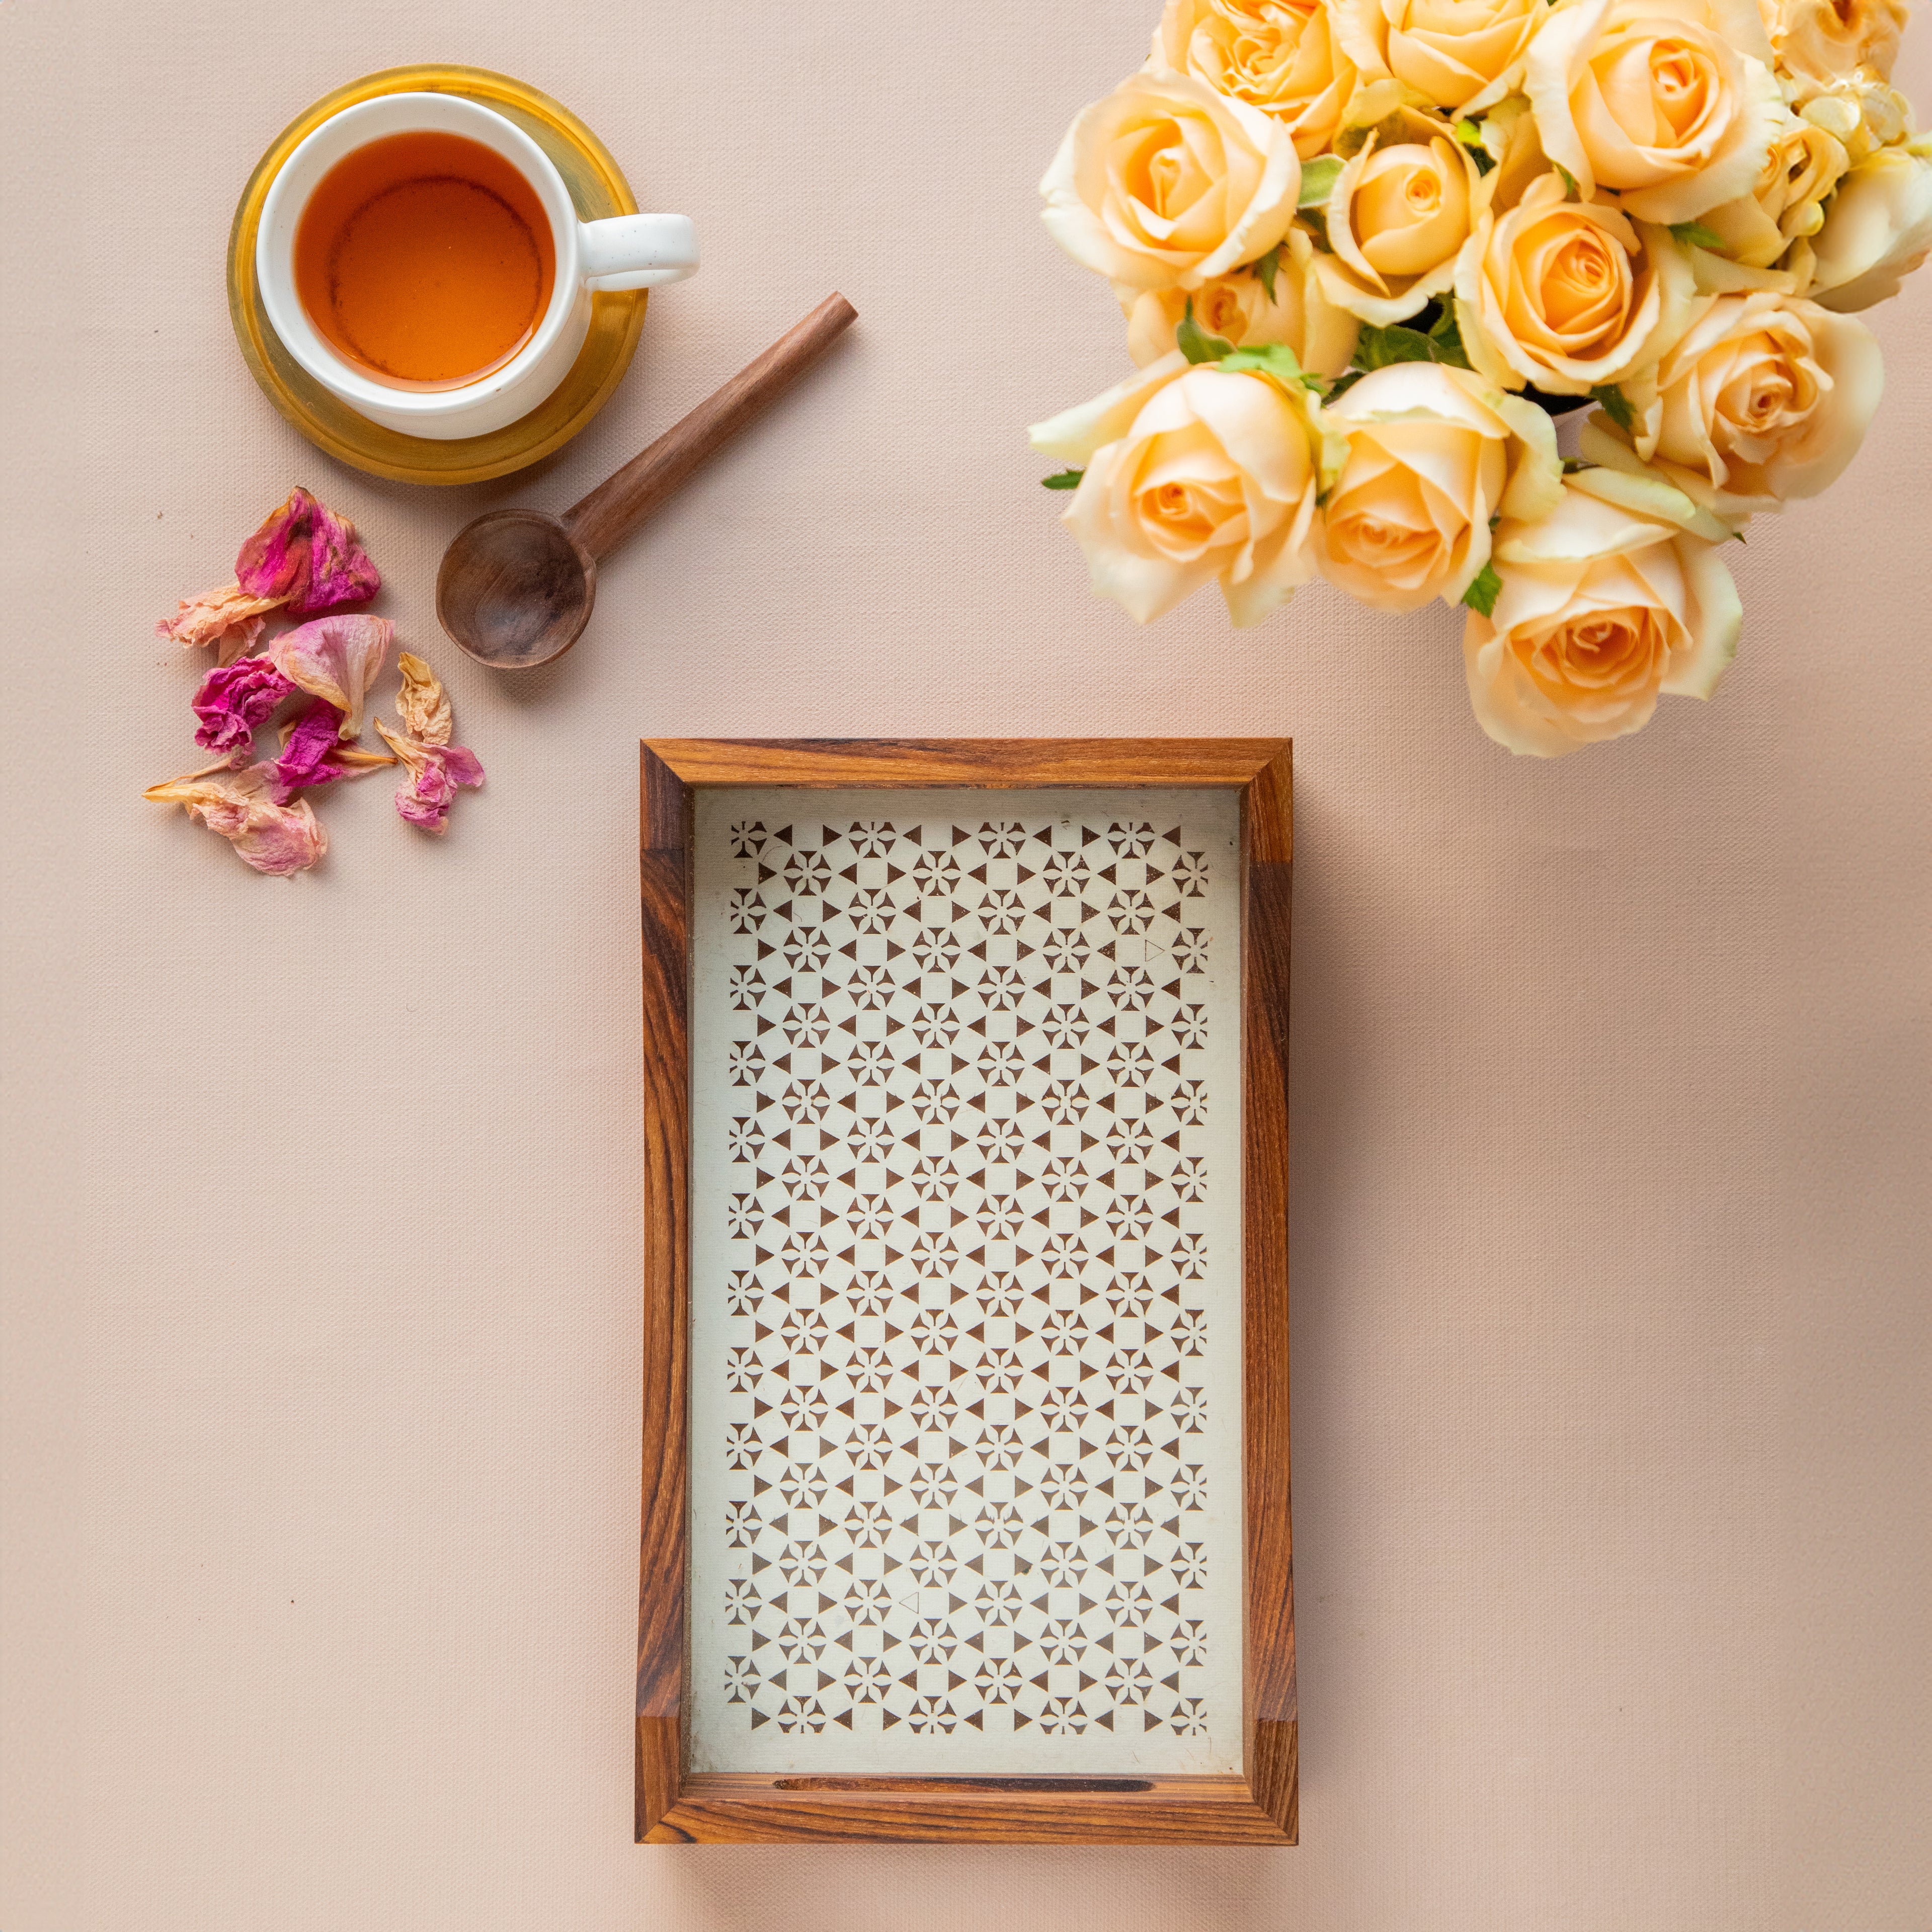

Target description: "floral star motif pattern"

left=715, top=813, right=1217, bottom=1738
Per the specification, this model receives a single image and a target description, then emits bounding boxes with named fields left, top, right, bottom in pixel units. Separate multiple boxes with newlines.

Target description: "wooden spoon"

left=436, top=293, right=857, bottom=669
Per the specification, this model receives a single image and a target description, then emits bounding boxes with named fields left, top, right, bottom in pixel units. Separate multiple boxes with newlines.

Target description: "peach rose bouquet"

left=1029, top=0, right=1922, bottom=757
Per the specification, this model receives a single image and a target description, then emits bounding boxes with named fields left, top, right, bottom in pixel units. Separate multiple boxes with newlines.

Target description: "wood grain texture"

left=1245, top=744, right=1294, bottom=865
left=646, top=1775, right=1293, bottom=1845
left=636, top=746, right=693, bottom=1841
left=637, top=740, right=1294, bottom=1844
left=645, top=738, right=1291, bottom=791
left=1241, top=782, right=1297, bottom=1840
left=567, top=296, right=856, bottom=560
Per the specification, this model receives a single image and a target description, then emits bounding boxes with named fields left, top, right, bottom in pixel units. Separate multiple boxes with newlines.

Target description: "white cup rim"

left=256, top=93, right=583, bottom=424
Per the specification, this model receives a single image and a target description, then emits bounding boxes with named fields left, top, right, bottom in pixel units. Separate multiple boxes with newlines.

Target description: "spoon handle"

left=560, top=293, right=857, bottom=561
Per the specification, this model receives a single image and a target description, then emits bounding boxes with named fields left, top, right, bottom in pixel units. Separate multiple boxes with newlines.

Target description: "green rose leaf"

left=1352, top=301, right=1473, bottom=375
left=1177, top=299, right=1237, bottom=365
left=1589, top=383, right=1638, bottom=433
left=1668, top=219, right=1727, bottom=251
left=1041, top=468, right=1085, bottom=491
left=1298, top=156, right=1344, bottom=207
left=1250, top=240, right=1283, bottom=303
left=1461, top=560, right=1504, bottom=618
left=1218, top=342, right=1327, bottom=392
left=1555, top=164, right=1580, bottom=199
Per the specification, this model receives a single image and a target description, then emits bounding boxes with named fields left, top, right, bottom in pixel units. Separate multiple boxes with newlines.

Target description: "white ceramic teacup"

left=257, top=93, right=697, bottom=440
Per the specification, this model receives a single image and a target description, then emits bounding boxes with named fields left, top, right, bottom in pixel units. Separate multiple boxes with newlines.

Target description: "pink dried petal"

left=265, top=699, right=397, bottom=804
left=395, top=651, right=452, bottom=747
left=157, top=581, right=286, bottom=662
left=375, top=718, right=485, bottom=834
left=191, top=655, right=297, bottom=757
left=235, top=488, right=380, bottom=615
left=143, top=763, right=327, bottom=876
left=268, top=698, right=347, bottom=801
left=265, top=614, right=392, bottom=742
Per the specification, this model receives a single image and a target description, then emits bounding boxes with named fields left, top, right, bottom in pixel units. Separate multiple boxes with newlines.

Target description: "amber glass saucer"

left=227, top=65, right=649, bottom=486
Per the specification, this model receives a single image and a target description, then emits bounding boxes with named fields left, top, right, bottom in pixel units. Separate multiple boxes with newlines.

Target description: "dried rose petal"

left=143, top=763, right=327, bottom=876
left=395, top=651, right=452, bottom=747
left=266, top=698, right=396, bottom=803
left=157, top=582, right=286, bottom=663
left=235, top=488, right=380, bottom=615
left=191, top=655, right=297, bottom=758
left=265, top=614, right=392, bottom=742
left=375, top=718, right=485, bottom=834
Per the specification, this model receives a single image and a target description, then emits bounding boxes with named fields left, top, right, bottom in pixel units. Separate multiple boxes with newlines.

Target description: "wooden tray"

left=636, top=741, right=1296, bottom=1844
left=226, top=64, right=649, bottom=486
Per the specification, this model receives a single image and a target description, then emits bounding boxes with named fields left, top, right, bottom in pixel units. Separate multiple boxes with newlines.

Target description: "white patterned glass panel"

left=688, top=788, right=1242, bottom=1774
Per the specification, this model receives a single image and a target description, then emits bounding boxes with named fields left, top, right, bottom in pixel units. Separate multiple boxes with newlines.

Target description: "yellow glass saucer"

left=227, top=65, right=649, bottom=487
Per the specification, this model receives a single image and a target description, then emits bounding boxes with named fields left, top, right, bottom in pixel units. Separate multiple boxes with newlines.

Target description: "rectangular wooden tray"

left=637, top=740, right=1294, bottom=1843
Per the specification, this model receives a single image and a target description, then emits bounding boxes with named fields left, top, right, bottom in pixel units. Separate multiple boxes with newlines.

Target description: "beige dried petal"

left=142, top=762, right=328, bottom=875
left=156, top=581, right=288, bottom=664
left=395, top=651, right=453, bottom=747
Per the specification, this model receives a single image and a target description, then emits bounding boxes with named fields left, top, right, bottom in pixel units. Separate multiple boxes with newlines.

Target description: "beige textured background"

left=2, top=0, right=1927, bottom=1925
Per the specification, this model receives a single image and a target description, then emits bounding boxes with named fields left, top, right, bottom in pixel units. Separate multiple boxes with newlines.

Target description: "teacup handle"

left=580, top=214, right=699, bottom=292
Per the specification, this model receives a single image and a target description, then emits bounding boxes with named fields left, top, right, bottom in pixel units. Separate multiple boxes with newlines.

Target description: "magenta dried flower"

left=234, top=487, right=380, bottom=616
left=191, top=655, right=297, bottom=758
left=266, top=698, right=395, bottom=804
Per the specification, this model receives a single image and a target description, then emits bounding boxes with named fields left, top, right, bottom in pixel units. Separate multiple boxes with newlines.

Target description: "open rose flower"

left=1042, top=68, right=1301, bottom=291
left=264, top=613, right=392, bottom=742
left=1524, top=0, right=1784, bottom=225
left=1807, top=138, right=1932, bottom=310
left=1030, top=349, right=1345, bottom=625
left=1763, top=0, right=1909, bottom=93
left=1314, top=119, right=1486, bottom=323
left=1463, top=468, right=1741, bottom=757
left=1119, top=228, right=1360, bottom=369
left=1581, top=290, right=1882, bottom=515
left=1457, top=172, right=1699, bottom=394
left=1152, top=0, right=1361, bottom=158
left=1318, top=361, right=1563, bottom=610
left=142, top=762, right=329, bottom=875
left=1698, top=111, right=1848, bottom=274
left=234, top=487, right=380, bottom=615
left=190, top=655, right=297, bottom=759
left=1335, top=0, right=1544, bottom=113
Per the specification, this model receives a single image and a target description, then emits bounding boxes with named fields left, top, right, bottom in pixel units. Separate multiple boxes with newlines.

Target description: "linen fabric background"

left=1, top=2, right=1926, bottom=1928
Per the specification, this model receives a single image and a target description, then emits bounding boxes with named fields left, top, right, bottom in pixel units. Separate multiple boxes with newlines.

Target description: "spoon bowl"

left=436, top=508, right=598, bottom=669
left=437, top=293, right=856, bottom=671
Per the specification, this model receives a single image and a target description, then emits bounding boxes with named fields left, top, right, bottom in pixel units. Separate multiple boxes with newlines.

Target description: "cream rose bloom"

left=1317, top=362, right=1563, bottom=610
left=1152, top=0, right=1360, bottom=159
left=1464, top=469, right=1742, bottom=757
left=1580, top=290, right=1883, bottom=514
left=1333, top=0, right=1544, bottom=112
left=1698, top=111, right=1848, bottom=273
left=1314, top=124, right=1486, bottom=323
left=1118, top=227, right=1360, bottom=370
left=1041, top=69, right=1301, bottom=292
left=1029, top=351, right=1344, bottom=625
left=1524, top=0, right=1785, bottom=224
left=1457, top=172, right=1699, bottom=394
left=1762, top=0, right=1909, bottom=92
left=1807, top=138, right=1932, bottom=310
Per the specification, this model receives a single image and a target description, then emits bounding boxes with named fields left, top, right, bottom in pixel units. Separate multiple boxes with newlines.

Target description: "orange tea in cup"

left=293, top=130, right=557, bottom=390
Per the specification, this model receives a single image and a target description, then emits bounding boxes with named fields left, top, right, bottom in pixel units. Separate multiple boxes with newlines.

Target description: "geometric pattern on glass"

left=718, top=814, right=1216, bottom=1740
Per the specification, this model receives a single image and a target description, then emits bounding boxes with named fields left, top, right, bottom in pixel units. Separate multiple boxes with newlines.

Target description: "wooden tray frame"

left=637, top=740, right=1294, bottom=1844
